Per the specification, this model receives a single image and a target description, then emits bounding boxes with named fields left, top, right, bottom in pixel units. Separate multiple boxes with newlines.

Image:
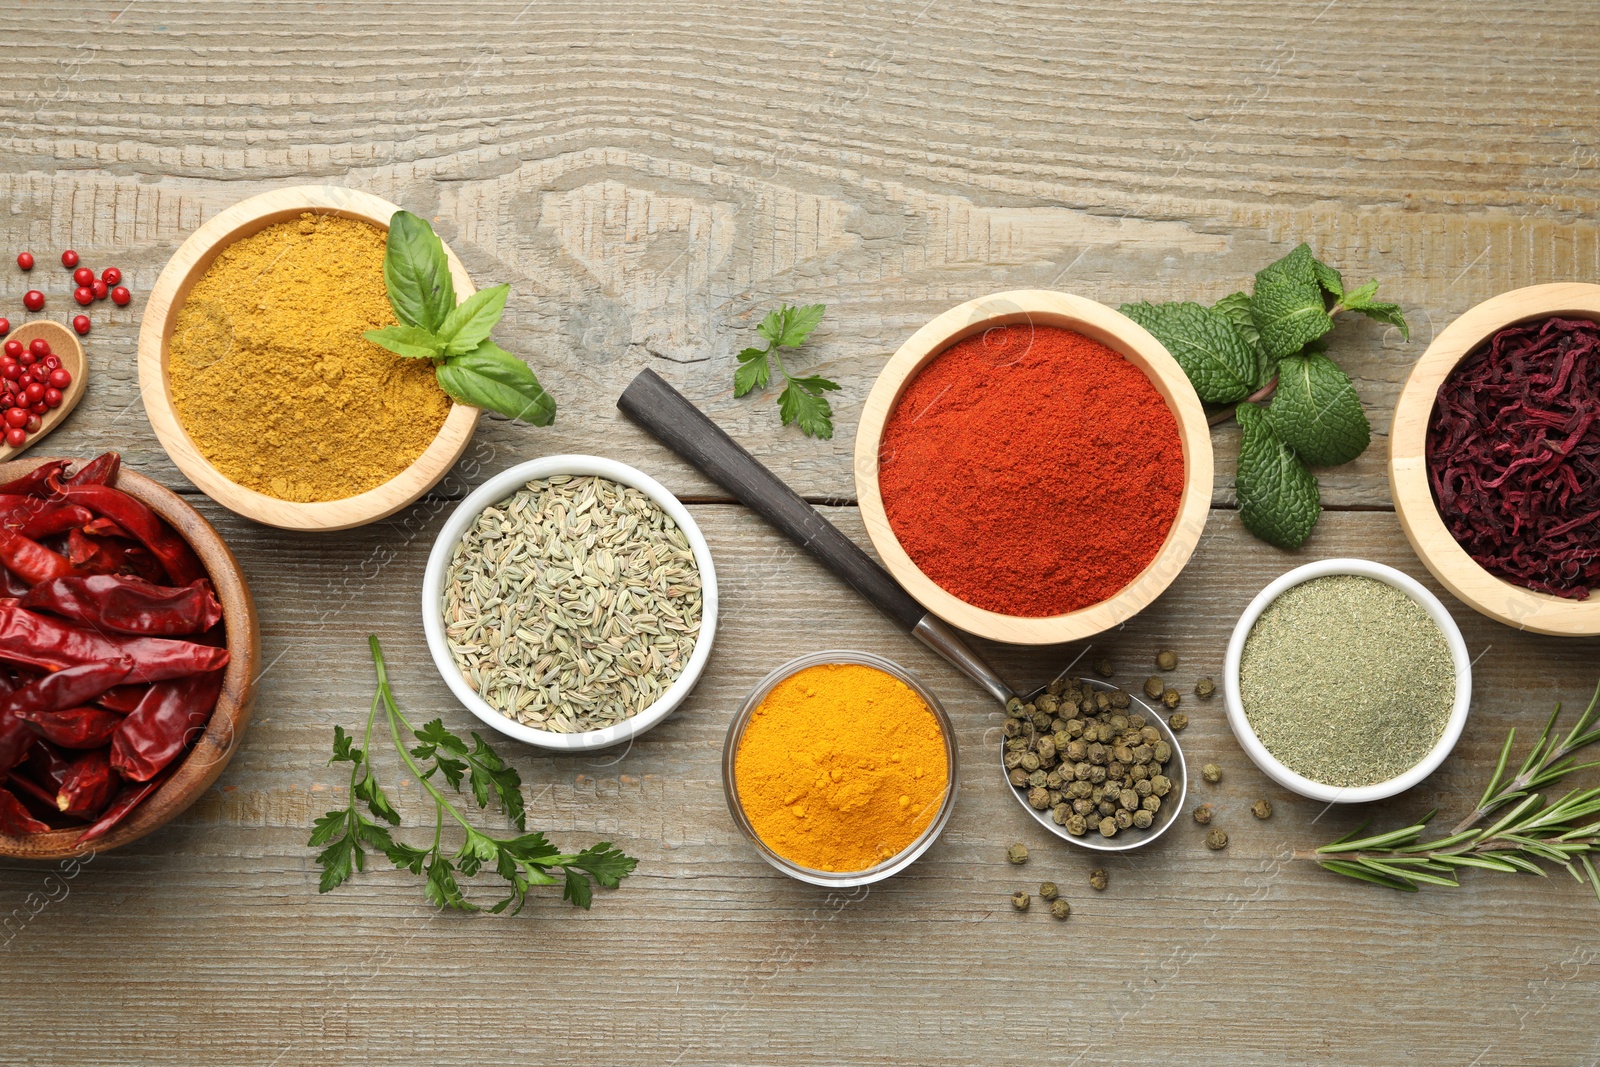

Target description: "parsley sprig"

left=1300, top=680, right=1600, bottom=905
left=733, top=303, right=838, bottom=438
left=1122, top=244, right=1408, bottom=549
left=309, top=637, right=637, bottom=913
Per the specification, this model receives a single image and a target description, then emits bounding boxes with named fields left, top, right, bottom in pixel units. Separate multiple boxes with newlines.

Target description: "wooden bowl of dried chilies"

left=0, top=454, right=259, bottom=859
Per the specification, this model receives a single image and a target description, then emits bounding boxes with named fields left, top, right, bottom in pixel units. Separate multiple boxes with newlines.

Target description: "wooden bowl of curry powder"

left=138, top=185, right=479, bottom=531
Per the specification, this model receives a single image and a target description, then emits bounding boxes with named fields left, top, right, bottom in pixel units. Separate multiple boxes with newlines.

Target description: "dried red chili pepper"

left=0, top=529, right=74, bottom=585
left=6, top=768, right=57, bottom=810
left=55, top=748, right=117, bottom=818
left=0, top=604, right=229, bottom=682
left=0, top=459, right=68, bottom=497
left=77, top=763, right=174, bottom=845
left=66, top=452, right=120, bottom=488
left=20, top=575, right=223, bottom=637
left=0, top=658, right=135, bottom=719
left=49, top=484, right=204, bottom=586
left=111, top=668, right=225, bottom=782
left=81, top=517, right=131, bottom=540
left=25, top=740, right=72, bottom=791
left=0, top=785, right=50, bottom=835
left=0, top=493, right=40, bottom=517
left=96, top=684, right=148, bottom=713
left=17, top=504, right=94, bottom=541
left=18, top=706, right=123, bottom=749
left=64, top=527, right=126, bottom=575
left=0, top=710, right=33, bottom=772
left=0, top=567, right=29, bottom=598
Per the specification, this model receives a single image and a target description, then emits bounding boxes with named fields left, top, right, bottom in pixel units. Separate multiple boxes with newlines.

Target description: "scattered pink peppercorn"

left=101, top=267, right=121, bottom=286
left=15, top=252, right=33, bottom=271
left=72, top=266, right=94, bottom=287
left=111, top=286, right=130, bottom=306
left=0, top=319, right=8, bottom=337
left=71, top=315, right=91, bottom=336
left=60, top=249, right=79, bottom=268
left=73, top=286, right=93, bottom=306
left=22, top=290, right=43, bottom=312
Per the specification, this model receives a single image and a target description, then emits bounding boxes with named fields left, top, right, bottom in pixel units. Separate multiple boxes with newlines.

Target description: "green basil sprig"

left=364, top=211, right=555, bottom=426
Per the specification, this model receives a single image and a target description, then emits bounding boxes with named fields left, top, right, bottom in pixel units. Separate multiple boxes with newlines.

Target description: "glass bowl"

left=722, top=650, right=959, bottom=887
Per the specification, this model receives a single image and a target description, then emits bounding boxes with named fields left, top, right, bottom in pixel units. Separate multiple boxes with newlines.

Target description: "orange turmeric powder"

left=734, top=663, right=949, bottom=872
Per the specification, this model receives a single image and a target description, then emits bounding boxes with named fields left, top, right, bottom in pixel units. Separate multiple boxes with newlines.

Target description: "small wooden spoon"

left=0, top=320, right=87, bottom=462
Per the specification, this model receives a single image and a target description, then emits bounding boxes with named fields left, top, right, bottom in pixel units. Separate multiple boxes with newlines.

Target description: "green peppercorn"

left=1169, top=713, right=1189, bottom=732
left=1008, top=769, right=1029, bottom=788
left=1205, top=828, right=1228, bottom=851
left=1050, top=898, right=1072, bottom=920
left=1110, top=689, right=1131, bottom=709
left=1039, top=881, right=1059, bottom=901
left=1202, top=763, right=1222, bottom=784
left=1192, top=803, right=1213, bottom=825
left=1098, top=816, right=1118, bottom=838
left=1089, top=868, right=1108, bottom=891
left=1065, top=814, right=1088, bottom=835
left=1028, top=786, right=1050, bottom=809
left=1052, top=803, right=1070, bottom=825
left=1153, top=741, right=1172, bottom=763
left=1150, top=775, right=1172, bottom=797
left=1143, top=676, right=1164, bottom=700
left=1093, top=656, right=1114, bottom=678
left=1141, top=795, right=1161, bottom=813
left=1252, top=798, right=1273, bottom=820
left=1020, top=752, right=1041, bottom=773
left=1114, top=809, right=1134, bottom=829
left=1032, top=712, right=1053, bottom=732
left=1046, top=678, right=1064, bottom=698
left=1002, top=718, right=1023, bottom=739
left=1162, top=687, right=1181, bottom=709
left=1006, top=696, right=1025, bottom=717
left=1195, top=677, right=1216, bottom=699
left=1027, top=770, right=1048, bottom=789
left=1006, top=842, right=1029, bottom=865
left=1132, top=809, right=1154, bottom=829
left=1011, top=890, right=1031, bottom=911
left=1156, top=649, right=1178, bottom=672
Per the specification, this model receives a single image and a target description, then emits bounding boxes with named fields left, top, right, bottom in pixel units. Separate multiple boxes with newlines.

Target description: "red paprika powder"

left=878, top=324, right=1184, bottom=616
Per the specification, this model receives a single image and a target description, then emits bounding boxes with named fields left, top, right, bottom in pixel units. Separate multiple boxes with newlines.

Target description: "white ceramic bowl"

left=1223, top=558, right=1472, bottom=803
left=422, top=455, right=718, bottom=751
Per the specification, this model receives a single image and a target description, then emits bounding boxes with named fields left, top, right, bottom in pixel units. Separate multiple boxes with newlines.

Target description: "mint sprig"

left=733, top=303, right=837, bottom=439
left=1120, top=243, right=1407, bottom=549
left=309, top=637, right=637, bottom=914
left=364, top=210, right=555, bottom=426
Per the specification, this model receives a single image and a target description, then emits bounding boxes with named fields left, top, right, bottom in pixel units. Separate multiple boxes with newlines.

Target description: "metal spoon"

left=618, top=370, right=1187, bottom=850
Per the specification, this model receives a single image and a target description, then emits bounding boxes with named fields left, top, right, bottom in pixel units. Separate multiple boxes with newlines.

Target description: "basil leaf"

left=363, top=324, right=443, bottom=360
left=437, top=284, right=509, bottom=357
left=384, top=210, right=456, bottom=332
left=436, top=341, right=556, bottom=425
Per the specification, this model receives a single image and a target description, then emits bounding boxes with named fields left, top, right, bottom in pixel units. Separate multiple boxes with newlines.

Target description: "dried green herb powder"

left=1239, top=575, right=1454, bottom=787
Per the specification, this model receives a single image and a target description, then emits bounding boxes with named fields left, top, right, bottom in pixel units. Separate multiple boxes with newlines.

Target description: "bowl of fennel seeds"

left=422, top=455, right=718, bottom=751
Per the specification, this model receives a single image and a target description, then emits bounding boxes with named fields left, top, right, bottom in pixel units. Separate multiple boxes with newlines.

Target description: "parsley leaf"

left=308, top=638, right=637, bottom=913
left=733, top=303, right=834, bottom=438
left=1236, top=401, right=1321, bottom=548
left=1121, top=300, right=1258, bottom=403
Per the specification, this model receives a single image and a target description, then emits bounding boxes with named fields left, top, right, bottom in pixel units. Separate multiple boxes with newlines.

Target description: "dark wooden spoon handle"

left=617, top=369, right=927, bottom=632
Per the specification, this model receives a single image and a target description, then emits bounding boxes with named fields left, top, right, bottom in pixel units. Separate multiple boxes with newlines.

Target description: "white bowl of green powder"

left=1224, top=559, right=1471, bottom=803
left=423, top=455, right=717, bottom=752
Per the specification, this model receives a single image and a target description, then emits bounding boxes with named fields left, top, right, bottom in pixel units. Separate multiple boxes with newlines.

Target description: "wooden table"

left=4, top=3, right=1599, bottom=1064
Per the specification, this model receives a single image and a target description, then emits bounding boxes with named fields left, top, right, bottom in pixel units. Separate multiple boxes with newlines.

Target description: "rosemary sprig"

left=1297, top=680, right=1600, bottom=904
left=309, top=636, right=637, bottom=913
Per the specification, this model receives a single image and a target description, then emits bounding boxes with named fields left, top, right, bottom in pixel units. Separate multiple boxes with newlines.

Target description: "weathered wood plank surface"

left=1, top=2, right=1599, bottom=1064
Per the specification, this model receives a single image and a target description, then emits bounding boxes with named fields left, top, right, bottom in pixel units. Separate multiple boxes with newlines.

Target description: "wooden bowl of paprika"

left=0, top=454, right=258, bottom=860
left=854, top=290, right=1212, bottom=646
left=138, top=185, right=480, bottom=531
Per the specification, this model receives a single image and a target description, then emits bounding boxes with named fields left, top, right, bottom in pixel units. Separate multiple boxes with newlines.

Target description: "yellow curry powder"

left=734, top=663, right=949, bottom=872
left=168, top=213, right=451, bottom=502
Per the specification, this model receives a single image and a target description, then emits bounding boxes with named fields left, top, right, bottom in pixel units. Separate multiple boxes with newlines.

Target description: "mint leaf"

left=1121, top=300, right=1257, bottom=403
left=1337, top=279, right=1410, bottom=340
left=1311, top=257, right=1344, bottom=299
left=435, top=340, right=556, bottom=425
left=1268, top=352, right=1371, bottom=466
left=1236, top=401, right=1321, bottom=548
left=363, top=324, right=442, bottom=359
left=778, top=376, right=838, bottom=439
left=436, top=284, right=509, bottom=357
left=1251, top=244, right=1335, bottom=360
left=384, top=210, right=456, bottom=332
left=778, top=303, right=826, bottom=347
left=733, top=347, right=770, bottom=397
left=1212, top=291, right=1272, bottom=386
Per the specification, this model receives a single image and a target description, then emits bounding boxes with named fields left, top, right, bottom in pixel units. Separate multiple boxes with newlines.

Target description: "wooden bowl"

left=0, top=321, right=88, bottom=463
left=0, top=455, right=259, bottom=860
left=853, top=290, right=1213, bottom=645
left=137, top=185, right=479, bottom=531
left=1390, top=282, right=1600, bottom=636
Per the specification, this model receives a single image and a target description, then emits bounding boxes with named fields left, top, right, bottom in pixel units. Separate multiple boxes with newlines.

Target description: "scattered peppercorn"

left=1162, top=687, right=1181, bottom=709
left=111, top=285, right=130, bottom=306
left=90, top=279, right=108, bottom=301
left=1205, top=828, right=1228, bottom=850
left=15, top=252, right=33, bottom=271
left=1049, top=898, right=1071, bottom=920
left=1194, top=677, right=1216, bottom=699
left=73, top=286, right=93, bottom=306
left=1039, top=881, right=1058, bottom=901
left=1192, top=803, right=1213, bottom=825
left=1088, top=868, right=1108, bottom=891
left=1093, top=656, right=1114, bottom=678
left=1169, top=713, right=1188, bottom=731
left=72, top=315, right=90, bottom=336
left=72, top=266, right=94, bottom=287
left=1252, top=798, right=1273, bottom=820
left=1143, top=676, right=1164, bottom=700
left=60, top=249, right=79, bottom=268
left=101, top=266, right=121, bottom=286
left=1006, top=842, right=1029, bottom=865
left=22, top=290, right=44, bottom=312
left=1011, top=890, right=1031, bottom=912
left=1156, top=649, right=1178, bottom=671
left=1202, top=763, right=1222, bottom=784
left=0, top=319, right=8, bottom=337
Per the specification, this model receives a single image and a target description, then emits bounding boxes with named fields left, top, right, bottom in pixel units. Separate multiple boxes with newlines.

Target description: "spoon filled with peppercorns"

left=0, top=320, right=86, bottom=461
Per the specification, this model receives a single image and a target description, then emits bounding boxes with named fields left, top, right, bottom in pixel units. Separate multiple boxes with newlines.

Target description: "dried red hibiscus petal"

left=1428, top=315, right=1600, bottom=599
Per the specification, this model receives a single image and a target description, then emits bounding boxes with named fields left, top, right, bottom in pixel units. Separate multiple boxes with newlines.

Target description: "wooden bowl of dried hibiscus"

left=1391, top=282, right=1600, bottom=636
left=0, top=453, right=258, bottom=859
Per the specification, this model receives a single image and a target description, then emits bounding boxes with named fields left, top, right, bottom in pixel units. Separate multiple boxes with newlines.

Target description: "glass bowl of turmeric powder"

left=722, top=650, right=959, bottom=887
